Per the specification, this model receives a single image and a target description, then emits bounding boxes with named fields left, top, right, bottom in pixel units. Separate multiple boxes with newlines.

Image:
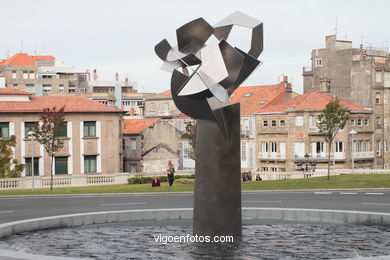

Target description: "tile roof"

left=0, top=53, right=55, bottom=66
left=231, top=83, right=286, bottom=115
left=259, top=91, right=368, bottom=114
left=0, top=88, right=31, bottom=95
left=0, top=96, right=123, bottom=113
left=160, top=90, right=171, bottom=96
left=123, top=118, right=160, bottom=134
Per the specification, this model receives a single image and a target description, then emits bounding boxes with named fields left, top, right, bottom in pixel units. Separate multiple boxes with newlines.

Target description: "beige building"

left=122, top=118, right=185, bottom=173
left=256, top=91, right=374, bottom=172
left=303, top=35, right=390, bottom=168
left=0, top=88, right=123, bottom=176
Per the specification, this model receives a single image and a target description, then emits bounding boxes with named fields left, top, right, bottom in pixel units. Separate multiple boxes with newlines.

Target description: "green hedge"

left=128, top=174, right=195, bottom=184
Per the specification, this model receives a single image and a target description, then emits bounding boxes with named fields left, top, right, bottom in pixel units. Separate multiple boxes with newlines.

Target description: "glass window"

left=295, top=116, right=303, bottom=127
left=25, top=158, right=39, bottom=176
left=270, top=141, right=277, bottom=152
left=57, top=122, right=67, bottom=137
left=262, top=167, right=268, bottom=172
left=315, top=58, right=322, bottom=67
left=365, top=118, right=369, bottom=126
left=55, top=157, right=68, bottom=174
left=351, top=119, right=355, bottom=126
left=335, top=142, right=343, bottom=153
left=262, top=120, right=268, bottom=127
left=130, top=138, right=137, bottom=153
left=271, top=120, right=276, bottom=127
left=24, top=122, right=36, bottom=138
left=376, top=93, right=380, bottom=104
left=0, top=122, right=10, bottom=138
left=83, top=121, right=96, bottom=137
left=280, top=120, right=285, bottom=127
left=241, top=142, right=247, bottom=161
left=357, top=118, right=362, bottom=126
left=84, top=155, right=97, bottom=173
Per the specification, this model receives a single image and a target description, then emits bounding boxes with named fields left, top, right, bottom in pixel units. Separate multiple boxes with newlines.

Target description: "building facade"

left=256, top=91, right=374, bottom=172
left=122, top=118, right=186, bottom=173
left=303, top=35, right=390, bottom=168
left=0, top=88, right=123, bottom=176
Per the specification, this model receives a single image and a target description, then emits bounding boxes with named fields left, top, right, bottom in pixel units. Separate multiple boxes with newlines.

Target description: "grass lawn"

left=0, top=175, right=389, bottom=196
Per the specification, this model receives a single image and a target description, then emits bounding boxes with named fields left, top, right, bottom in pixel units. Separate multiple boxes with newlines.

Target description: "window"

left=23, top=70, right=28, bottom=79
left=376, top=93, right=381, bottom=104
left=385, top=141, right=389, bottom=153
left=376, top=117, right=381, bottom=127
left=315, top=58, right=322, bottom=67
left=262, top=167, right=268, bottom=172
left=262, top=142, right=269, bottom=153
left=12, top=70, right=16, bottom=79
left=315, top=142, right=324, bottom=154
left=351, top=119, right=355, bottom=126
left=0, top=122, right=10, bottom=138
left=59, top=87, right=64, bottom=93
left=279, top=120, right=285, bottom=127
left=24, top=122, right=36, bottom=138
left=130, top=138, right=137, bottom=153
left=84, top=155, right=97, bottom=173
left=365, top=141, right=370, bottom=152
left=57, top=122, right=67, bottom=137
left=376, top=140, right=381, bottom=156
left=365, top=118, right=369, bottom=126
left=295, top=116, right=303, bottom=127
left=294, top=142, right=304, bottom=157
left=13, top=84, right=18, bottom=87
left=376, top=71, right=383, bottom=83
left=279, top=168, right=286, bottom=172
left=83, top=121, right=96, bottom=137
left=271, top=167, right=277, bottom=172
left=271, top=120, right=276, bottom=127
left=335, top=142, right=343, bottom=153
left=25, top=158, right=39, bottom=176
left=122, top=139, right=126, bottom=150
left=263, top=120, right=268, bottom=127
left=357, top=118, right=362, bottom=126
left=29, top=71, right=34, bottom=79
left=55, top=157, right=68, bottom=174
left=241, top=142, right=247, bottom=161
left=385, top=72, right=390, bottom=88
left=270, top=142, right=277, bottom=153
left=358, top=141, right=364, bottom=152
left=150, top=103, right=155, bottom=112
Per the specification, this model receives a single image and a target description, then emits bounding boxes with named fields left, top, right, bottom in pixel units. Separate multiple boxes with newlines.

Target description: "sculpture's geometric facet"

left=155, top=11, right=263, bottom=139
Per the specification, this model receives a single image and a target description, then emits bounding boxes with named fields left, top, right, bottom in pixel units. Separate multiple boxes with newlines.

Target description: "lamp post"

left=304, top=153, right=309, bottom=172
left=28, top=130, right=35, bottom=192
left=349, top=129, right=357, bottom=174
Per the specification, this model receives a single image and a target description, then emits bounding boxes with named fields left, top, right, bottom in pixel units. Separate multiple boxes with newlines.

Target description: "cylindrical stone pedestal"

left=193, top=103, right=241, bottom=237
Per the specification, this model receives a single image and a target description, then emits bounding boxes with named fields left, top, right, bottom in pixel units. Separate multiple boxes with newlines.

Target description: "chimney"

left=283, top=76, right=292, bottom=100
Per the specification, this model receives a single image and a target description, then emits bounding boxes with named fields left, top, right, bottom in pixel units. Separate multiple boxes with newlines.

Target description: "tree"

left=0, top=136, right=24, bottom=178
left=181, top=121, right=196, bottom=160
left=33, top=106, right=66, bottom=190
left=317, top=99, right=349, bottom=180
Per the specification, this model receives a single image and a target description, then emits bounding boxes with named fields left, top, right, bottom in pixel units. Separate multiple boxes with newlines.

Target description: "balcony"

left=240, top=130, right=253, bottom=138
left=352, top=151, right=374, bottom=159
left=295, top=152, right=345, bottom=160
left=259, top=152, right=286, bottom=160
left=308, top=126, right=319, bottom=133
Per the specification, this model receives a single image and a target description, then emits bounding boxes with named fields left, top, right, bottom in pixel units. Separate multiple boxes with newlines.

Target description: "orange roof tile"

left=259, top=91, right=368, bottom=115
left=231, top=83, right=286, bottom=115
left=0, top=88, right=31, bottom=95
left=160, top=90, right=171, bottom=96
left=0, top=96, right=123, bottom=113
left=0, top=53, right=55, bottom=66
left=123, top=118, right=160, bottom=134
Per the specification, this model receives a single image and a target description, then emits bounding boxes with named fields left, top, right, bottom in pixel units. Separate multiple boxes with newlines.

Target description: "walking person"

left=167, top=160, right=175, bottom=186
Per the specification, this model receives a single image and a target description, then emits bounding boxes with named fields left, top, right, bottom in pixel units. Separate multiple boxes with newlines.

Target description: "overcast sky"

left=2, top=0, right=390, bottom=94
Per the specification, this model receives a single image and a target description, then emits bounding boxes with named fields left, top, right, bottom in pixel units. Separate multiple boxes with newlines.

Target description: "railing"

left=353, top=151, right=375, bottom=159
left=259, top=152, right=286, bottom=160
left=0, top=170, right=195, bottom=190
left=295, top=153, right=345, bottom=160
left=240, top=131, right=253, bottom=138
left=308, top=126, right=319, bottom=133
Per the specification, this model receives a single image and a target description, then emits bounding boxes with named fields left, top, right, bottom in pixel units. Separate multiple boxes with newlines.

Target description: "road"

left=1, top=189, right=390, bottom=224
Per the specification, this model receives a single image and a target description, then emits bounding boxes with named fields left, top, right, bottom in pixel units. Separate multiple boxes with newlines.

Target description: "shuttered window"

left=55, top=157, right=68, bottom=174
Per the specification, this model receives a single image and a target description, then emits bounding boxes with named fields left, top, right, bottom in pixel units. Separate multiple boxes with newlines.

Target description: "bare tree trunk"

left=327, top=141, right=332, bottom=180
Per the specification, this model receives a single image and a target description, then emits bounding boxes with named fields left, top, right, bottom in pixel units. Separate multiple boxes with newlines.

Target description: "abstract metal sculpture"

left=155, top=11, right=263, bottom=139
left=155, top=11, right=263, bottom=237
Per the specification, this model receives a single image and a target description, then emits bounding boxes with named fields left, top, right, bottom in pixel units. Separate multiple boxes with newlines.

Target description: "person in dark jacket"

left=167, top=160, right=175, bottom=186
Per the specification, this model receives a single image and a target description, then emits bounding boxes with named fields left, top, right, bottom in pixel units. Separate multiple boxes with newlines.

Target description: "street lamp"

left=28, top=130, right=35, bottom=192
left=349, top=129, right=357, bottom=174
left=304, top=153, right=309, bottom=172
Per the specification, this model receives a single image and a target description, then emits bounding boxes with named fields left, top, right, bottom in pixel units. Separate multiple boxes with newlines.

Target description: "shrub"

left=127, top=174, right=195, bottom=184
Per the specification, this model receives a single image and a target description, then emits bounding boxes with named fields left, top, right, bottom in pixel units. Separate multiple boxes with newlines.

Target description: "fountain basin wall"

left=2, top=207, right=390, bottom=240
